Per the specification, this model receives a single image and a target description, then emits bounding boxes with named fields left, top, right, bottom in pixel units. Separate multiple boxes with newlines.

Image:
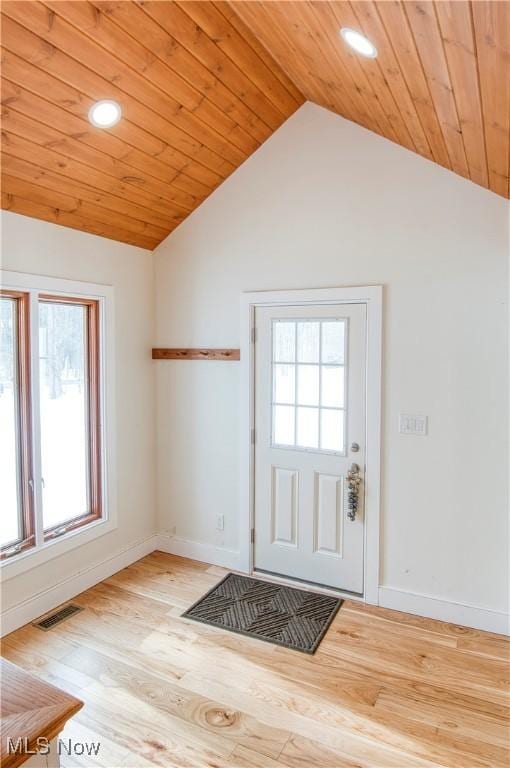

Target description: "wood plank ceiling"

left=234, top=1, right=510, bottom=198
left=1, top=2, right=508, bottom=250
left=0, top=1, right=303, bottom=249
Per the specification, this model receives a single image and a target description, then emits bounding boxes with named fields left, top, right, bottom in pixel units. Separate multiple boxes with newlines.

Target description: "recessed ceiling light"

left=88, top=100, right=122, bottom=128
left=340, top=27, right=378, bottom=58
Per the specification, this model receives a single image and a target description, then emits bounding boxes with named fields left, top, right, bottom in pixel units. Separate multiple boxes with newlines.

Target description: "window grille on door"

left=271, top=319, right=347, bottom=454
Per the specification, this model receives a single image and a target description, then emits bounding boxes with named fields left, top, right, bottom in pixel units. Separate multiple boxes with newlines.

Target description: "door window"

left=271, top=319, right=346, bottom=454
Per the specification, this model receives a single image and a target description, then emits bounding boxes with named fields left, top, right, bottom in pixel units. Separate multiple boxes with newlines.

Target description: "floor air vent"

left=33, top=603, right=84, bottom=631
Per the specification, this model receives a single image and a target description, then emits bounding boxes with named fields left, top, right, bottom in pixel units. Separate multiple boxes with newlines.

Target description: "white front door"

left=254, top=303, right=366, bottom=593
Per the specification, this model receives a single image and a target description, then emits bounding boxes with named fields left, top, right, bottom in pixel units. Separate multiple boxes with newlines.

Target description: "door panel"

left=254, top=303, right=366, bottom=593
left=272, top=466, right=298, bottom=547
left=314, top=472, right=343, bottom=557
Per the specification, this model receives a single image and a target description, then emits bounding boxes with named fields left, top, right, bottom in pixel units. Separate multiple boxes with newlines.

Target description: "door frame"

left=239, top=285, right=382, bottom=605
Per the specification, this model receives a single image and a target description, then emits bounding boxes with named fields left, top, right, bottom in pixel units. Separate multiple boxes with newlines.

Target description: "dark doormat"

left=182, top=573, right=343, bottom=654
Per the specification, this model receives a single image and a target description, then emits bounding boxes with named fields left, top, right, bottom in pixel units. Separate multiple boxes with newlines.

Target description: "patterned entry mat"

left=182, top=572, right=343, bottom=654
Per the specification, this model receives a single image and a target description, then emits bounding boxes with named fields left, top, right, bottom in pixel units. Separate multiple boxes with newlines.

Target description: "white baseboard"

left=156, top=534, right=241, bottom=571
left=3, top=535, right=507, bottom=638
left=1, top=534, right=159, bottom=637
left=379, top=586, right=510, bottom=636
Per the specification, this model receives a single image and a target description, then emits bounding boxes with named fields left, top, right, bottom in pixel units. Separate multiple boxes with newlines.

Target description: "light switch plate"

left=399, top=413, right=428, bottom=436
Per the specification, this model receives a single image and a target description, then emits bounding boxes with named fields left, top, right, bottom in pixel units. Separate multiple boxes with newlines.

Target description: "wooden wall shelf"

left=152, top=348, right=240, bottom=361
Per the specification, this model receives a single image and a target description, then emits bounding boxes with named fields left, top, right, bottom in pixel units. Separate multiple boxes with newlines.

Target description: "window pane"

left=321, top=366, right=345, bottom=408
left=322, top=321, right=345, bottom=364
left=320, top=409, right=345, bottom=452
left=297, top=407, right=318, bottom=449
left=297, top=322, right=320, bottom=363
left=274, top=364, right=295, bottom=404
left=297, top=364, right=319, bottom=406
left=39, top=302, right=89, bottom=530
left=273, top=322, right=295, bottom=362
left=273, top=405, right=295, bottom=446
left=0, top=298, right=21, bottom=547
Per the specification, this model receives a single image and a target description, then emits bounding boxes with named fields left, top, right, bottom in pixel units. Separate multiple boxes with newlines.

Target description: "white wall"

left=1, top=103, right=508, bottom=634
left=1, top=212, right=157, bottom=617
left=154, top=103, right=509, bottom=623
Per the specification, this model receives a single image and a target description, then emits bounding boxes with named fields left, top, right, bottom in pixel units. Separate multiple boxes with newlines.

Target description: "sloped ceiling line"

left=1, top=1, right=508, bottom=249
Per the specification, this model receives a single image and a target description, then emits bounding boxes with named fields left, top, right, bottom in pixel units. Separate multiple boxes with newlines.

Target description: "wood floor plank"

left=61, top=644, right=290, bottom=759
left=375, top=688, right=510, bottom=752
left=227, top=744, right=288, bottom=768
left=67, top=681, right=234, bottom=767
left=343, top=599, right=510, bottom=650
left=2, top=553, right=508, bottom=768
left=456, top=634, right=510, bottom=662
left=59, top=718, right=131, bottom=768
left=318, top=617, right=509, bottom=706
left=182, top=671, right=449, bottom=768
left=279, top=734, right=370, bottom=768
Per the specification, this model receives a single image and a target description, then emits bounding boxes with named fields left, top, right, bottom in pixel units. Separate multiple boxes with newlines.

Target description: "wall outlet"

left=399, top=413, right=428, bottom=436
left=216, top=514, right=225, bottom=531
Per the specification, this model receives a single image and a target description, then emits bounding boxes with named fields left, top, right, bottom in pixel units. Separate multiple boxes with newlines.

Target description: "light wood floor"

left=1, top=553, right=509, bottom=768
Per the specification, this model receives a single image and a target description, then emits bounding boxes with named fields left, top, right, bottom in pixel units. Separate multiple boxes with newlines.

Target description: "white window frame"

left=0, top=270, right=117, bottom=580
left=240, top=285, right=382, bottom=605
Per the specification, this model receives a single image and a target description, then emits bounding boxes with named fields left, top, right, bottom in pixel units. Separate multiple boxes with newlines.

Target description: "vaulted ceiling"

left=1, top=2, right=508, bottom=249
